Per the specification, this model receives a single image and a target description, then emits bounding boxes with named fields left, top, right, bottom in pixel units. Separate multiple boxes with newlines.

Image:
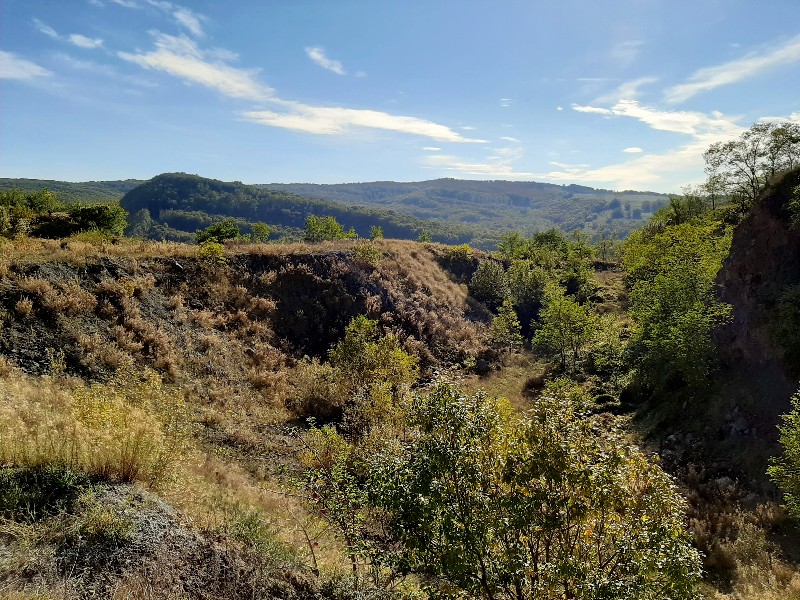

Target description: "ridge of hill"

left=3, top=174, right=671, bottom=246
left=0, top=178, right=143, bottom=204
left=119, top=173, right=484, bottom=245
left=262, top=178, right=670, bottom=239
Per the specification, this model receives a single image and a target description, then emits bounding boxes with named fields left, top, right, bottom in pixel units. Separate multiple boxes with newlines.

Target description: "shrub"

left=769, top=390, right=800, bottom=519
left=196, top=217, right=241, bottom=243
left=352, top=240, right=383, bottom=266
left=468, top=260, right=508, bottom=310
left=198, top=240, right=227, bottom=264
left=369, top=381, right=703, bottom=599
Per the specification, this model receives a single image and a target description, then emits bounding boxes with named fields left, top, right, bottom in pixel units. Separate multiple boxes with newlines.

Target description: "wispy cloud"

left=92, top=0, right=206, bottom=37
left=423, top=153, right=535, bottom=179
left=242, top=102, right=486, bottom=143
left=623, top=147, right=643, bottom=153
left=172, top=6, right=205, bottom=37
left=34, top=19, right=104, bottom=49
left=609, top=40, right=644, bottom=68
left=33, top=18, right=59, bottom=39
left=0, top=51, right=52, bottom=80
left=664, top=34, right=800, bottom=103
left=500, top=136, right=520, bottom=143
left=500, top=98, right=511, bottom=107
left=305, top=46, right=346, bottom=75
left=423, top=146, right=441, bottom=151
left=118, top=32, right=272, bottom=100
left=572, top=99, right=743, bottom=142
left=551, top=99, right=751, bottom=190
left=68, top=34, right=104, bottom=49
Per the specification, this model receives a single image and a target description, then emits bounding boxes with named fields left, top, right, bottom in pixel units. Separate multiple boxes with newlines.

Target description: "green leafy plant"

left=768, top=390, right=800, bottom=519
left=369, top=381, right=702, bottom=600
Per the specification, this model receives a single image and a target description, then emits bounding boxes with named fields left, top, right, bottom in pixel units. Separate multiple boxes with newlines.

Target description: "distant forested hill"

left=2, top=174, right=671, bottom=246
left=0, top=178, right=143, bottom=204
left=262, top=179, right=669, bottom=239
left=120, top=173, right=483, bottom=244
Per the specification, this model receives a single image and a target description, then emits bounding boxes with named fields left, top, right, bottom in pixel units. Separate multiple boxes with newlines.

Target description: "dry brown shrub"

left=192, top=310, right=218, bottom=329
left=114, top=325, right=145, bottom=354
left=285, top=359, right=343, bottom=420
left=14, top=297, right=34, bottom=318
left=97, top=297, right=117, bottom=318
left=16, top=276, right=55, bottom=298
left=168, top=293, right=184, bottom=310
left=248, top=296, right=277, bottom=319
left=76, top=332, right=135, bottom=371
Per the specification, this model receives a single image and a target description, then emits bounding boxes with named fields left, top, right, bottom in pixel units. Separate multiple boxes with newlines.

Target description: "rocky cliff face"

left=714, top=167, right=800, bottom=441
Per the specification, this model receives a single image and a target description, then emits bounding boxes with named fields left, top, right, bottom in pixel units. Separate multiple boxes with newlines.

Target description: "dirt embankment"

left=0, top=240, right=488, bottom=386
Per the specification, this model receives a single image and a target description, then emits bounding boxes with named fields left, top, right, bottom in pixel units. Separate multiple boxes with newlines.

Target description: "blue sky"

left=1, top=0, right=799, bottom=192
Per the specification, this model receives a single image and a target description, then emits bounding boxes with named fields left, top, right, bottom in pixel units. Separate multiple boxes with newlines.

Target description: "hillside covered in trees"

left=265, top=178, right=669, bottom=239
left=2, top=174, right=670, bottom=248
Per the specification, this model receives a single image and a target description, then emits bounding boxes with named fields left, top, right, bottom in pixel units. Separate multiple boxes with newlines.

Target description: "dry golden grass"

left=0, top=369, right=186, bottom=487
left=0, top=366, right=341, bottom=576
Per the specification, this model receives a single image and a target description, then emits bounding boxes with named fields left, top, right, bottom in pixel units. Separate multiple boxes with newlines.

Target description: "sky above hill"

left=1, top=0, right=799, bottom=192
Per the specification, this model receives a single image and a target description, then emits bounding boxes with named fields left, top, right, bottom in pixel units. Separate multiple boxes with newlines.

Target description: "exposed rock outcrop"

left=714, top=167, right=800, bottom=442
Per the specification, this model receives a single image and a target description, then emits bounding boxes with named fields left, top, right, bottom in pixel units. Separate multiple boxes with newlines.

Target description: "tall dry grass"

left=0, top=368, right=187, bottom=488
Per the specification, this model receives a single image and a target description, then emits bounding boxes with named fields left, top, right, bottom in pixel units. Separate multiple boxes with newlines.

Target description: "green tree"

left=370, top=382, right=702, bottom=600
left=469, top=260, right=509, bottom=310
left=490, top=298, right=524, bottom=353
left=370, top=225, right=384, bottom=240
left=623, top=220, right=732, bottom=394
left=66, top=203, right=129, bottom=237
left=704, top=122, right=800, bottom=210
left=533, top=282, right=598, bottom=369
left=507, top=260, right=547, bottom=329
left=251, top=221, right=270, bottom=242
left=768, top=391, right=800, bottom=519
left=196, top=217, right=241, bottom=243
left=305, top=215, right=347, bottom=242
left=329, top=315, right=418, bottom=434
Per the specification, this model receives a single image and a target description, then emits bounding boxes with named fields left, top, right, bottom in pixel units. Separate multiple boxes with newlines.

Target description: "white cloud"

left=623, top=147, right=644, bottom=153
left=423, top=147, right=441, bottom=151
left=461, top=125, right=477, bottom=130
left=0, top=51, right=52, bottom=79
left=555, top=99, right=756, bottom=190
left=95, top=0, right=206, bottom=37
left=758, top=112, right=800, bottom=124
left=500, top=98, right=511, bottom=107
left=556, top=106, right=564, bottom=111
left=33, top=18, right=59, bottom=39
left=172, top=7, right=205, bottom=37
left=34, top=19, right=103, bottom=49
left=500, top=136, right=520, bottom=143
left=69, top=34, right=104, bottom=49
left=572, top=99, right=743, bottom=143
left=665, top=34, right=800, bottom=103
left=242, top=102, right=486, bottom=143
left=572, top=104, right=614, bottom=115
left=538, top=143, right=710, bottom=190
left=305, top=46, right=346, bottom=75
left=119, top=32, right=272, bottom=100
